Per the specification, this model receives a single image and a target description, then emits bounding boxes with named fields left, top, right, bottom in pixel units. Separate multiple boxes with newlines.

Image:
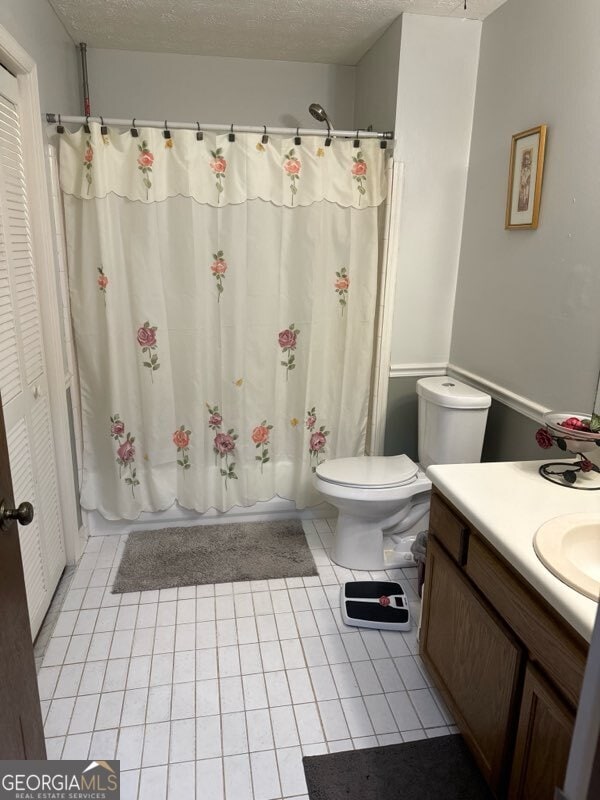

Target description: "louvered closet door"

left=0, top=65, right=65, bottom=638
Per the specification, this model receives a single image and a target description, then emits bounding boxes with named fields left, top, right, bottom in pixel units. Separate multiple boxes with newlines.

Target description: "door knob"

left=0, top=500, right=34, bottom=529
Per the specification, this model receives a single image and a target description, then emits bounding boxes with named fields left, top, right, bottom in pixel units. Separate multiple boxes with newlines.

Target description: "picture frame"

left=505, top=124, right=547, bottom=230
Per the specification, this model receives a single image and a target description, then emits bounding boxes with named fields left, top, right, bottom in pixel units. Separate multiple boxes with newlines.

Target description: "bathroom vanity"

left=420, top=460, right=598, bottom=800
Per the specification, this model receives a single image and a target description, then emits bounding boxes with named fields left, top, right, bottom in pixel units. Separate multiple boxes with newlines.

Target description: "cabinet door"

left=508, top=664, right=574, bottom=800
left=421, top=536, right=523, bottom=794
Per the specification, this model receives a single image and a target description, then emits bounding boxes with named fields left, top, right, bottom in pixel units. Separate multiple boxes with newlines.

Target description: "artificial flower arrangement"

left=535, top=412, right=600, bottom=487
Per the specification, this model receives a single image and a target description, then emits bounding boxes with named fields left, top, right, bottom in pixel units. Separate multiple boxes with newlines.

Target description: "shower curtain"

left=59, top=124, right=387, bottom=519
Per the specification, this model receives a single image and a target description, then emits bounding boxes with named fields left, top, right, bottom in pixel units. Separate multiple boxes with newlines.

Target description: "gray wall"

left=450, top=0, right=600, bottom=413
left=384, top=376, right=420, bottom=459
left=354, top=16, right=402, bottom=133
left=86, top=49, right=356, bottom=129
left=0, top=0, right=79, bottom=113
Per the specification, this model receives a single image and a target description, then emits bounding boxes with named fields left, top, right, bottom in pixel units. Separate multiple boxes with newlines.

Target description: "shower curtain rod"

left=45, top=113, right=394, bottom=140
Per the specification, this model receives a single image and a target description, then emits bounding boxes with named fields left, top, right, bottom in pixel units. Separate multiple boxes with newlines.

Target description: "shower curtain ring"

left=130, top=118, right=139, bottom=137
left=196, top=122, right=203, bottom=141
left=163, top=120, right=171, bottom=139
left=84, top=115, right=91, bottom=134
left=57, top=113, right=64, bottom=134
left=229, top=124, right=235, bottom=142
left=100, top=116, right=108, bottom=136
left=262, top=125, right=269, bottom=145
left=294, top=126, right=301, bottom=146
left=353, top=129, right=360, bottom=148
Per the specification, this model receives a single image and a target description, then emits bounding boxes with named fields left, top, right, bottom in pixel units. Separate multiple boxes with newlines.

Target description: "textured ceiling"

left=49, top=0, right=508, bottom=65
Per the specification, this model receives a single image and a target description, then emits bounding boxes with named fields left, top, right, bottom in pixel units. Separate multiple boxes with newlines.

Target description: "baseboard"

left=88, top=497, right=336, bottom=536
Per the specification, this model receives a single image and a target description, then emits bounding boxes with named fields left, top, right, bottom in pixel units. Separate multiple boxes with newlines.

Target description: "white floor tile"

left=250, top=750, right=281, bottom=800
left=196, top=714, right=222, bottom=759
left=196, top=756, right=223, bottom=800
left=196, top=620, right=217, bottom=649
left=69, top=693, right=100, bottom=734
left=157, top=602, right=177, bottom=627
left=119, top=769, right=139, bottom=800
left=45, top=697, right=76, bottom=737
left=266, top=671, right=292, bottom=707
left=116, top=724, right=145, bottom=770
left=89, top=727, right=118, bottom=760
left=196, top=679, right=220, bottom=717
left=239, top=643, right=262, bottom=675
left=340, top=632, right=369, bottom=662
left=95, top=692, right=124, bottom=730
left=327, top=738, right=353, bottom=753
left=54, top=663, right=84, bottom=699
left=103, top=659, right=129, bottom=693
left=340, top=697, right=375, bottom=738
left=142, top=721, right=170, bottom=767
left=286, top=668, right=314, bottom=704
left=132, top=626, right=157, bottom=658
left=270, top=705, right=300, bottom=748
left=171, top=681, right=195, bottom=719
left=318, top=699, right=350, bottom=741
left=224, top=753, right=253, bottom=800
left=280, top=638, right=305, bottom=670
left=309, top=666, right=338, bottom=701
left=62, top=731, right=91, bottom=759
left=259, top=641, right=284, bottom=672
left=293, top=703, right=323, bottom=744
left=409, top=688, right=447, bottom=728
left=386, top=691, right=422, bottom=732
left=352, top=660, right=383, bottom=696
left=79, top=661, right=107, bottom=695
left=44, top=736, right=64, bottom=759
left=257, top=614, right=278, bottom=642
left=363, top=694, right=397, bottom=735
left=218, top=645, right=241, bottom=677
left=127, top=655, right=151, bottom=689
left=276, top=746, right=307, bottom=797
left=38, top=666, right=60, bottom=700
left=246, top=708, right=274, bottom=751
left=353, top=735, right=378, bottom=749
left=175, top=622, right=197, bottom=651
left=121, top=687, right=148, bottom=726
left=321, top=634, right=349, bottom=665
left=196, top=648, right=218, bottom=680
left=138, top=764, right=168, bottom=800
left=222, top=711, right=248, bottom=756
left=147, top=684, right=172, bottom=723
left=242, top=673, right=268, bottom=710
left=301, top=637, right=328, bottom=667
left=150, top=653, right=174, bottom=687
left=168, top=760, right=195, bottom=795
left=173, top=650, right=196, bottom=684
left=220, top=676, right=244, bottom=713
left=217, top=618, right=238, bottom=646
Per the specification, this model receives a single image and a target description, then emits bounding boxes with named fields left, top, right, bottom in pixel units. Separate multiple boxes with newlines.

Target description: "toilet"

left=314, top=377, right=491, bottom=571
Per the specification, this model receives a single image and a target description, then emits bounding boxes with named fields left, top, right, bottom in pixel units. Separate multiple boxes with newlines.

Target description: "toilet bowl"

left=314, top=377, right=491, bottom=572
left=314, top=455, right=432, bottom=571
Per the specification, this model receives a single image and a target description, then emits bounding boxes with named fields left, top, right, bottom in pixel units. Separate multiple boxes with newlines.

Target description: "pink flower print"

left=352, top=151, right=367, bottom=204
left=310, top=431, right=326, bottom=453
left=173, top=425, right=192, bottom=472
left=214, top=433, right=235, bottom=455
left=137, top=140, right=154, bottom=198
left=83, top=138, right=93, bottom=194
left=211, top=250, right=227, bottom=302
left=279, top=323, right=300, bottom=380
left=117, top=439, right=135, bottom=463
left=251, top=420, right=274, bottom=473
left=335, top=267, right=349, bottom=315
left=306, top=407, right=330, bottom=471
left=97, top=265, right=108, bottom=305
left=210, top=148, right=227, bottom=203
left=137, top=321, right=160, bottom=381
left=111, top=421, right=124, bottom=438
left=111, top=415, right=140, bottom=497
left=283, top=149, right=301, bottom=205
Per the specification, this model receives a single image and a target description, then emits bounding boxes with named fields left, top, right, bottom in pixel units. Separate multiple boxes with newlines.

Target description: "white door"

left=0, top=64, right=65, bottom=637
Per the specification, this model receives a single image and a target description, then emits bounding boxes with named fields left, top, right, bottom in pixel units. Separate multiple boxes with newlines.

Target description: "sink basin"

left=534, top=514, right=600, bottom=601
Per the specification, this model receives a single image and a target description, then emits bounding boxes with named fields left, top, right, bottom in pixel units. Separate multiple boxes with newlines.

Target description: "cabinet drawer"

left=465, top=534, right=587, bottom=708
left=429, top=491, right=469, bottom=565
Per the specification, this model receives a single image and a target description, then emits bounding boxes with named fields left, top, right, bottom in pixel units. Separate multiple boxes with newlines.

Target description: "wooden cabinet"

left=421, top=489, right=587, bottom=800
left=421, top=537, right=522, bottom=794
left=508, top=665, right=574, bottom=800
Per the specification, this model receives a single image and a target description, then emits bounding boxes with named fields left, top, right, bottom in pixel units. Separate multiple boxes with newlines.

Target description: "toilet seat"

left=315, top=455, right=419, bottom=489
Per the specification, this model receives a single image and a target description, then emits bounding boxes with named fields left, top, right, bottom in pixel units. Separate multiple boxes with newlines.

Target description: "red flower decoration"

left=580, top=458, right=595, bottom=472
left=535, top=428, right=554, bottom=449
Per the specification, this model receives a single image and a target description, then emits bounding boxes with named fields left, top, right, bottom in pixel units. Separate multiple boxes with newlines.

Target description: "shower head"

left=309, top=102, right=333, bottom=128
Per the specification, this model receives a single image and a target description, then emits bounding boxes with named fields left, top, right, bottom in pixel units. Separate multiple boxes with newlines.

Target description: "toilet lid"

left=316, top=455, right=419, bottom=489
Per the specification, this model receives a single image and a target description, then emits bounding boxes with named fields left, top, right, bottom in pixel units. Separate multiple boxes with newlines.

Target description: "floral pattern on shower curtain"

left=59, top=124, right=387, bottom=519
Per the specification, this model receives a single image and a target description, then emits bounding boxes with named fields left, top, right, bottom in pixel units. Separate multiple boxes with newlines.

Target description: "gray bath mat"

left=303, top=735, right=493, bottom=800
left=112, top=519, right=318, bottom=593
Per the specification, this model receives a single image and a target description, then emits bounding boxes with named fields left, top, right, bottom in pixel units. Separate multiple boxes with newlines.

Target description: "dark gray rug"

left=303, top=735, right=494, bottom=800
left=112, top=519, right=318, bottom=593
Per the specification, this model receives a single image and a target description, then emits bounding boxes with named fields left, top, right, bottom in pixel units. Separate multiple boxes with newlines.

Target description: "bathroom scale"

left=340, top=581, right=412, bottom=631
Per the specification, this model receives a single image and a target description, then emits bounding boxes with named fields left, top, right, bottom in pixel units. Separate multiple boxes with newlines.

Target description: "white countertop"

left=427, top=459, right=600, bottom=643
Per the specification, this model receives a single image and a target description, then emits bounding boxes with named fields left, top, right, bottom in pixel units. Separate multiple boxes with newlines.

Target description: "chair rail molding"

left=447, top=363, right=551, bottom=422
left=389, top=362, right=448, bottom=378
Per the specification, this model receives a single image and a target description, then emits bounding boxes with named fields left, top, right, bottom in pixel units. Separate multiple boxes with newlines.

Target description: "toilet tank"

left=417, top=377, right=491, bottom=469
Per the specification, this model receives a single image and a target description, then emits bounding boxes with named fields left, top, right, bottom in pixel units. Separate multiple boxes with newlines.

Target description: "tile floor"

left=37, top=518, right=455, bottom=799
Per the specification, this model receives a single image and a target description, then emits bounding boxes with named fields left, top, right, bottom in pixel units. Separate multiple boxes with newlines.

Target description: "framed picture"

left=505, top=124, right=547, bottom=229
